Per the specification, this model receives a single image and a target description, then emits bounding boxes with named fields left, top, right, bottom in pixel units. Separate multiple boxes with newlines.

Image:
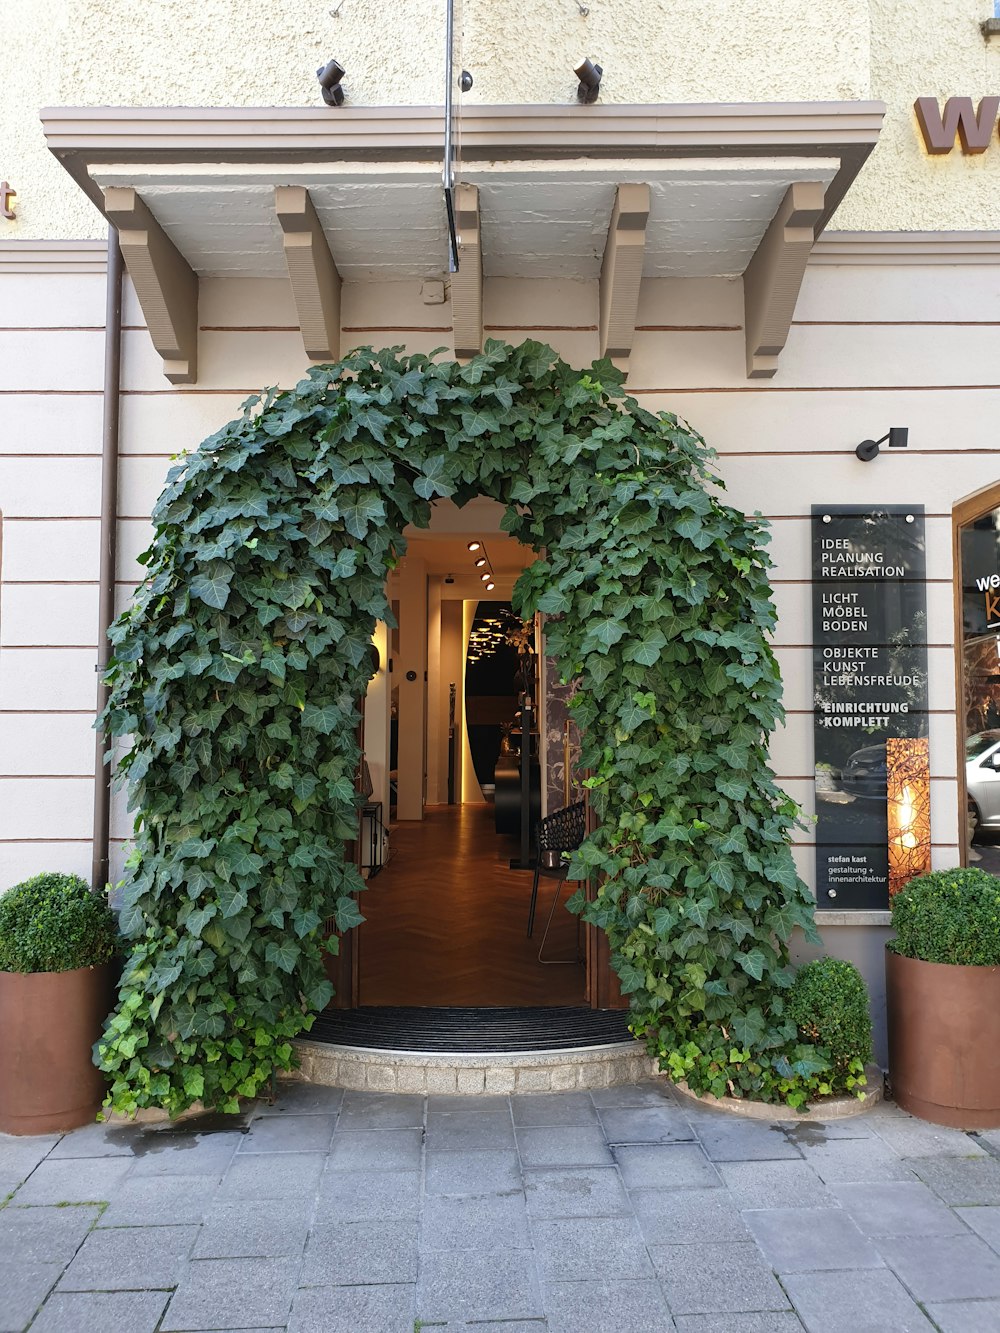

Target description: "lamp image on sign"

left=812, top=506, right=931, bottom=910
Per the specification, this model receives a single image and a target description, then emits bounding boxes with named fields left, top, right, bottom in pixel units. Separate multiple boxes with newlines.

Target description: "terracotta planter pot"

left=0, top=963, right=114, bottom=1135
left=886, top=948, right=1000, bottom=1130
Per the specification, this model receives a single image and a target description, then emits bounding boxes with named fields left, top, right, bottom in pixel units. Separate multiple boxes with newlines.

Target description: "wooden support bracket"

left=451, top=183, right=482, bottom=361
left=103, top=186, right=198, bottom=385
left=742, top=180, right=826, bottom=379
left=599, top=183, right=650, bottom=370
left=275, top=186, right=342, bottom=361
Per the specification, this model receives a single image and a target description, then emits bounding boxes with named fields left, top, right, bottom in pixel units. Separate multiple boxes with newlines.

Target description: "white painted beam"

left=742, top=180, right=826, bottom=379
left=274, top=186, right=341, bottom=362
left=103, top=186, right=198, bottom=385
left=599, top=183, right=650, bottom=370
left=451, top=183, right=482, bottom=361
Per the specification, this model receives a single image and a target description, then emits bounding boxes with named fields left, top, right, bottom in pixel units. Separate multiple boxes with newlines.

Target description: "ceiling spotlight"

left=444, top=573, right=455, bottom=585
left=486, top=581, right=495, bottom=591
left=855, top=427, right=909, bottom=462
left=467, top=540, right=481, bottom=552
left=574, top=57, right=602, bottom=103
left=481, top=572, right=491, bottom=582
left=317, top=58, right=346, bottom=106
left=474, top=556, right=487, bottom=568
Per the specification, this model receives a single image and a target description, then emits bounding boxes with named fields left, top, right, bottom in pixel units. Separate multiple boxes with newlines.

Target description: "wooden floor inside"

left=357, top=804, right=586, bottom=1007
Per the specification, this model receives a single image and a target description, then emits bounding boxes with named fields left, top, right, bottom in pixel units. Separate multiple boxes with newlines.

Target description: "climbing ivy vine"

left=98, top=340, right=824, bottom=1116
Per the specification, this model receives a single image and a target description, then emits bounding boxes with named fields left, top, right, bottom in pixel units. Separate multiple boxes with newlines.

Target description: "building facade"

left=2, top=1, right=1000, bottom=1054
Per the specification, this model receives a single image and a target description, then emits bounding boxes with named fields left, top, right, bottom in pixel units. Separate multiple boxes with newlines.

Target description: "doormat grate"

left=308, top=1006, right=633, bottom=1053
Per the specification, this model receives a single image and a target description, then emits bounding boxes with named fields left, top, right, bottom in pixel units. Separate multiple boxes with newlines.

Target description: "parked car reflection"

left=967, top=729, right=1000, bottom=835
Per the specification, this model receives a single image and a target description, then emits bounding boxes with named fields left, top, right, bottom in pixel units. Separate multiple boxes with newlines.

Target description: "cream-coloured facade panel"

left=120, top=327, right=311, bottom=395
left=0, top=842, right=93, bottom=888
left=0, top=712, right=97, bottom=776
left=484, top=278, right=598, bottom=331
left=119, top=394, right=255, bottom=457
left=0, top=518, right=99, bottom=582
left=798, top=263, right=1000, bottom=322
left=116, top=518, right=154, bottom=583
left=0, top=458, right=101, bottom=517
left=0, top=330, right=103, bottom=392
left=0, top=273, right=106, bottom=327
left=0, top=394, right=103, bottom=456
left=0, top=776, right=93, bottom=840
left=0, top=585, right=99, bottom=646
left=0, top=648, right=96, bottom=711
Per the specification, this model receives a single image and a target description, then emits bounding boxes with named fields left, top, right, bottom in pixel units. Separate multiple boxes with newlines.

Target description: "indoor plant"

left=0, top=872, right=118, bottom=1134
left=886, top=866, right=1000, bottom=1128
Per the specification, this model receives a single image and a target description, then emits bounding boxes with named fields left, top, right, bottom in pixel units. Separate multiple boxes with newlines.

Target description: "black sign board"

left=812, top=505, right=930, bottom=909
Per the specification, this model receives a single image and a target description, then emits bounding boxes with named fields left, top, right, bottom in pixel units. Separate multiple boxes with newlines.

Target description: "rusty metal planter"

left=886, top=948, right=1000, bottom=1130
left=0, top=964, right=113, bottom=1135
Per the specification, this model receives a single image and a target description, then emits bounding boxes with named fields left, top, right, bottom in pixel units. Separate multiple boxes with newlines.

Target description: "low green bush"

left=888, top=866, right=1000, bottom=966
left=0, top=872, right=118, bottom=973
left=786, top=957, right=873, bottom=1076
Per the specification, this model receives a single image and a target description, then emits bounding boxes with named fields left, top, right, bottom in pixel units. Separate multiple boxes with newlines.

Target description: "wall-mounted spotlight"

left=317, top=58, right=346, bottom=106
left=574, top=57, right=602, bottom=103
left=855, top=427, right=909, bottom=462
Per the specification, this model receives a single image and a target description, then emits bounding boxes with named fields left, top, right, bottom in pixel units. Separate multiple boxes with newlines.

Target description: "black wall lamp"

left=574, top=57, right=602, bottom=103
left=855, top=427, right=909, bottom=462
left=317, top=58, right=346, bottom=106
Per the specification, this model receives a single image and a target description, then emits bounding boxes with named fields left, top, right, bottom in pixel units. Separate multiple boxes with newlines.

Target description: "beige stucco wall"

left=3, top=1, right=1000, bottom=240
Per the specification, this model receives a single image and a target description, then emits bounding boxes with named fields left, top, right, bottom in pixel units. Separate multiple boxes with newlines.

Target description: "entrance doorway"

left=352, top=501, right=588, bottom=1008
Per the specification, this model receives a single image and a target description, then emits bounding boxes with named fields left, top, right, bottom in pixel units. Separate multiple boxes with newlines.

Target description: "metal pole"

left=91, top=226, right=123, bottom=892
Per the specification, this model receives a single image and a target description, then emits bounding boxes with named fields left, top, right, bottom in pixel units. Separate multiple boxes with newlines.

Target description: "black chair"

left=526, top=800, right=587, bottom=963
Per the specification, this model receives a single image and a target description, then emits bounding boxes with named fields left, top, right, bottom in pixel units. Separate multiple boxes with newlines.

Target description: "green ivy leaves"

left=96, top=339, right=820, bottom=1117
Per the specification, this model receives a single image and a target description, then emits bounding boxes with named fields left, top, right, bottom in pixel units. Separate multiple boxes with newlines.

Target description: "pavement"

left=3, top=1079, right=1000, bottom=1332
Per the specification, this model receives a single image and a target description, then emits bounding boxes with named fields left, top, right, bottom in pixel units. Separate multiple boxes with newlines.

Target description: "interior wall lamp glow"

left=855, top=427, right=909, bottom=462
left=574, top=57, right=602, bottom=103
left=317, top=58, right=346, bottom=106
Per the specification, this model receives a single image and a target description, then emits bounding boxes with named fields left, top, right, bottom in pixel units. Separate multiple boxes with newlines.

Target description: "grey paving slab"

left=524, top=1165, right=631, bottom=1219
left=427, top=1093, right=511, bottom=1114
left=510, top=1092, right=599, bottom=1125
left=798, top=1136, right=919, bottom=1183
left=289, top=1282, right=415, bottom=1333
left=614, top=1143, right=721, bottom=1190
left=125, top=1130, right=244, bottom=1177
left=876, top=1234, right=1000, bottom=1303
left=314, top=1167, right=421, bottom=1222
left=0, top=1202, right=101, bottom=1263
left=631, top=1186, right=752, bottom=1246
left=421, top=1191, right=531, bottom=1249
left=425, top=1110, right=516, bottom=1150
left=690, top=1116, right=803, bottom=1161
left=217, top=1150, right=326, bottom=1200
left=598, top=1107, right=697, bottom=1145
left=925, top=1298, right=1000, bottom=1332
left=300, top=1218, right=418, bottom=1286
left=744, top=1206, right=884, bottom=1273
left=955, top=1205, right=1000, bottom=1253
left=674, top=1315, right=804, bottom=1333
left=46, top=1120, right=141, bottom=1158
left=652, top=1241, right=790, bottom=1315
left=257, top=1081, right=344, bottom=1115
left=868, top=1112, right=986, bottom=1159
left=433, top=1323, right=547, bottom=1332
left=24, top=1289, right=170, bottom=1333
left=9, top=1155, right=133, bottom=1204
left=516, top=1125, right=614, bottom=1167
left=531, top=1216, right=653, bottom=1282
left=327, top=1127, right=423, bottom=1170
left=542, top=1278, right=675, bottom=1332
left=417, top=1247, right=543, bottom=1322
left=590, top=1082, right=677, bottom=1108
left=336, top=1091, right=425, bottom=1128
left=0, top=1133, right=60, bottom=1180
left=160, top=1256, right=301, bottom=1331
left=424, top=1149, right=522, bottom=1196
left=96, top=1173, right=221, bottom=1226
left=783, top=1117, right=877, bottom=1143
left=832, top=1180, right=970, bottom=1237
left=782, top=1268, right=935, bottom=1332
left=193, top=1199, right=313, bottom=1258
left=717, top=1158, right=834, bottom=1209
left=0, top=1261, right=63, bottom=1333
left=237, top=1113, right=337, bottom=1154
left=909, top=1155, right=1000, bottom=1205
left=58, top=1222, right=198, bottom=1290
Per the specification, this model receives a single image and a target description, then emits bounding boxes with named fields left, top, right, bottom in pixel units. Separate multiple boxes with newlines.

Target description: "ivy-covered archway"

left=98, top=341, right=820, bottom=1117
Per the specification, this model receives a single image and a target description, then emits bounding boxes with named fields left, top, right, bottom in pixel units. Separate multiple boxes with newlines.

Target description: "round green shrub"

left=786, top=958, right=873, bottom=1075
left=0, top=872, right=118, bottom=973
left=888, top=866, right=1000, bottom=967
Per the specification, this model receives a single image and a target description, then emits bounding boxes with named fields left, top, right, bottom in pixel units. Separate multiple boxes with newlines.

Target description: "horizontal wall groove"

left=483, top=324, right=597, bottom=332
left=634, top=324, right=741, bottom=332
left=629, top=384, right=1000, bottom=394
